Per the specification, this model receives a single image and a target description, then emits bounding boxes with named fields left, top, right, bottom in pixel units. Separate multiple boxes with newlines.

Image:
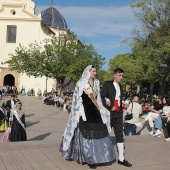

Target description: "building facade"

left=0, top=0, right=69, bottom=94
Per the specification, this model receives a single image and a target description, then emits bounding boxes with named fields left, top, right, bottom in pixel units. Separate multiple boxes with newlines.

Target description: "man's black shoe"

left=88, top=164, right=96, bottom=169
left=118, top=159, right=132, bottom=167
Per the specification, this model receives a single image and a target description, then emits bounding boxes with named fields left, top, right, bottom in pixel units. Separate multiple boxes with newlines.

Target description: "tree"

left=108, top=53, right=143, bottom=90
left=97, top=69, right=111, bottom=87
left=6, top=31, right=105, bottom=95
left=130, top=0, right=170, bottom=96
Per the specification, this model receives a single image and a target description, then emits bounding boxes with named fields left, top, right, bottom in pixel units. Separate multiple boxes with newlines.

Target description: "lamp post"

left=139, top=74, right=144, bottom=98
left=136, top=74, right=144, bottom=98
left=46, top=76, right=48, bottom=92
left=159, top=64, right=168, bottom=97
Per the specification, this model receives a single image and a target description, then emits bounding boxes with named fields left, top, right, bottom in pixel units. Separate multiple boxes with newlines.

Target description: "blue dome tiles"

left=41, top=6, right=68, bottom=29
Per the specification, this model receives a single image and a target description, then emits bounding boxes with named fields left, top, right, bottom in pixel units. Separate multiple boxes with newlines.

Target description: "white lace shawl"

left=62, top=65, right=111, bottom=151
left=9, top=102, right=25, bottom=122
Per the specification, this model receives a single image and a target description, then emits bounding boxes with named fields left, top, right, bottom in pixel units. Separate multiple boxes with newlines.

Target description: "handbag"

left=125, top=102, right=133, bottom=120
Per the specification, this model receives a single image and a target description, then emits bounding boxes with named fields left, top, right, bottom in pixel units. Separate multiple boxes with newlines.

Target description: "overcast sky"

left=33, top=0, right=140, bottom=70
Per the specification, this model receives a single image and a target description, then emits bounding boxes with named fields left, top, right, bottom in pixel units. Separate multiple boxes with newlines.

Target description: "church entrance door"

left=4, top=74, right=15, bottom=86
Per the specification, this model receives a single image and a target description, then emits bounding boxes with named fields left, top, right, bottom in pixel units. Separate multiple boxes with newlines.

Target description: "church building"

left=0, top=0, right=69, bottom=94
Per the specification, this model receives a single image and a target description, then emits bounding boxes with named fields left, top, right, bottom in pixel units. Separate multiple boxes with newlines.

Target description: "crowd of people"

left=0, top=85, right=38, bottom=97
left=134, top=94, right=170, bottom=140
left=0, top=93, right=27, bottom=142
left=1, top=65, right=170, bottom=169
left=0, top=85, right=18, bottom=96
left=41, top=92, right=72, bottom=113
left=59, top=65, right=170, bottom=169
left=116, top=91, right=170, bottom=140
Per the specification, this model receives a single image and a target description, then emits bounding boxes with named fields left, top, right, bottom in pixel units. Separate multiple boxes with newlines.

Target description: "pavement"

left=0, top=96, right=170, bottom=170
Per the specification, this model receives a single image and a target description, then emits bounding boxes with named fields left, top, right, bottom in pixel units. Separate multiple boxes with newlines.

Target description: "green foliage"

left=131, top=0, right=170, bottom=83
left=108, top=53, right=144, bottom=87
left=5, top=32, right=105, bottom=95
left=97, top=69, right=111, bottom=87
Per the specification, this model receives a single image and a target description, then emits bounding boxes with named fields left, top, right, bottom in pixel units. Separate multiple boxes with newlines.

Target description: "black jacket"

left=100, top=81, right=123, bottom=112
left=6, top=100, right=17, bottom=110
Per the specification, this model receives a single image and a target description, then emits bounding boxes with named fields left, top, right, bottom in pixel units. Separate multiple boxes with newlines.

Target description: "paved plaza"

left=0, top=96, right=170, bottom=170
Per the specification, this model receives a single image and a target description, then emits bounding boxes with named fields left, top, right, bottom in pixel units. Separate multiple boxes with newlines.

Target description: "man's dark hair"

left=114, top=68, right=124, bottom=74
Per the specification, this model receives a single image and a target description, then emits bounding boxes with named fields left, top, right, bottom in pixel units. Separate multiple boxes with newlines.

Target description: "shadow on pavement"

left=28, top=132, right=51, bottom=141
left=26, top=121, right=40, bottom=127
left=25, top=114, right=34, bottom=117
left=136, top=122, right=151, bottom=135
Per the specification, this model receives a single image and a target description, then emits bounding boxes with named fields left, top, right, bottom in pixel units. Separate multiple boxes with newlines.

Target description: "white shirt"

left=11, top=100, right=15, bottom=109
left=113, top=81, right=120, bottom=106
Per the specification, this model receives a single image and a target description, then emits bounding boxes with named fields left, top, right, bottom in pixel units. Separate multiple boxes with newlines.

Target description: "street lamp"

left=136, top=74, right=144, bottom=98
left=159, top=64, right=168, bottom=97
left=139, top=74, right=144, bottom=98
left=46, top=76, right=48, bottom=92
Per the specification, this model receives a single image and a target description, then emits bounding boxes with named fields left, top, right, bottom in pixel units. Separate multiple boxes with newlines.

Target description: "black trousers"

left=167, top=121, right=170, bottom=137
left=110, top=111, right=124, bottom=143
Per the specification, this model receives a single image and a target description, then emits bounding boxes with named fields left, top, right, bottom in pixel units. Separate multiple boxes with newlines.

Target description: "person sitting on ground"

left=153, top=98, right=170, bottom=138
left=56, top=95, right=62, bottom=108
left=59, top=97, right=65, bottom=109
left=63, top=96, right=68, bottom=111
left=42, top=92, right=49, bottom=103
left=142, top=100, right=151, bottom=114
left=30, top=88, right=34, bottom=96
left=43, top=90, right=47, bottom=97
left=66, top=96, right=72, bottom=113
left=124, top=96, right=143, bottom=136
left=37, top=88, right=42, bottom=97
left=27, top=89, right=31, bottom=96
left=45, top=93, right=54, bottom=105
left=137, top=94, right=164, bottom=135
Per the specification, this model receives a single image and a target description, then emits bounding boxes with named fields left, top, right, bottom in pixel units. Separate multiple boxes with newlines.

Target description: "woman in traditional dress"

left=60, top=65, right=115, bottom=169
left=9, top=102, right=27, bottom=142
left=21, top=86, right=26, bottom=95
left=0, top=94, right=7, bottom=132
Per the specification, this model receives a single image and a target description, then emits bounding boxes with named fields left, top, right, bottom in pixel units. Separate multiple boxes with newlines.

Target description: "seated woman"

left=138, top=95, right=164, bottom=135
left=37, top=88, right=42, bottom=97
left=9, top=102, right=27, bottom=142
left=153, top=98, right=170, bottom=138
left=124, top=96, right=143, bottom=136
left=0, top=94, right=7, bottom=132
left=27, top=89, right=31, bottom=96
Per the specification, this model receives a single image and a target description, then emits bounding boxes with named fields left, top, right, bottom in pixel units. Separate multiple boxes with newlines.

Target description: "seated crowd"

left=42, top=92, right=72, bottom=114
left=41, top=89, right=170, bottom=141
left=122, top=93, right=170, bottom=141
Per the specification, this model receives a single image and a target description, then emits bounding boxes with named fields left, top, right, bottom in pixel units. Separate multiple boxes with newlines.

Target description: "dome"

left=41, top=6, right=68, bottom=29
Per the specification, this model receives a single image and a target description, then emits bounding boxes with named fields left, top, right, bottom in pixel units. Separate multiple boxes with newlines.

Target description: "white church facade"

left=0, top=0, right=70, bottom=95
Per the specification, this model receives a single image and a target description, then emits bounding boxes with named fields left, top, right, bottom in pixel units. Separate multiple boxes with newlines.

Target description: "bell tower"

left=0, top=0, right=36, bottom=14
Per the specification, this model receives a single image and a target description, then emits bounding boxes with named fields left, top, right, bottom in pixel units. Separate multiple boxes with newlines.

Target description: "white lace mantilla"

left=62, top=65, right=111, bottom=151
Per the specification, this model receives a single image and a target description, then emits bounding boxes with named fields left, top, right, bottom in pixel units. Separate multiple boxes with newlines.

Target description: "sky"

left=33, top=0, right=140, bottom=70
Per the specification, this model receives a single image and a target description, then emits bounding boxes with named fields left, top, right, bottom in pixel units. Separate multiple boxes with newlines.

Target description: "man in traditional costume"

left=101, top=68, right=132, bottom=167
